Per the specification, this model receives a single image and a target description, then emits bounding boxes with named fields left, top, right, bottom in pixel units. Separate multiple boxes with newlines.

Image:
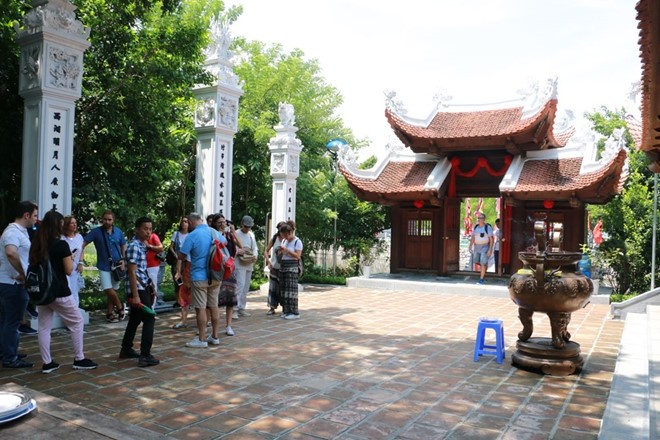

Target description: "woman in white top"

left=276, top=221, right=303, bottom=320
left=62, top=216, right=85, bottom=307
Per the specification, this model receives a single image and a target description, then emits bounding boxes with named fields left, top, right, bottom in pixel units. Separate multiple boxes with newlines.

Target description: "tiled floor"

left=0, top=285, right=622, bottom=439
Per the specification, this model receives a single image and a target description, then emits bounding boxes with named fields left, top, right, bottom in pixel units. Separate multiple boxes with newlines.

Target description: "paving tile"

left=0, top=286, right=622, bottom=440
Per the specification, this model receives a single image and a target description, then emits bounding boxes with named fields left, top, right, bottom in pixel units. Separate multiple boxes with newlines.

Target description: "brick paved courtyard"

left=0, top=285, right=622, bottom=439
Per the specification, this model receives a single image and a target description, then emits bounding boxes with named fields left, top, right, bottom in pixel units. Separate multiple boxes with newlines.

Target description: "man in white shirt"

left=0, top=201, right=38, bottom=368
left=468, top=214, right=494, bottom=285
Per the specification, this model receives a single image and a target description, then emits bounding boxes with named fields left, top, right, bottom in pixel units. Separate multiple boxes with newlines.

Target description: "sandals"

left=106, top=313, right=119, bottom=323
left=117, top=308, right=127, bottom=321
left=172, top=322, right=188, bottom=329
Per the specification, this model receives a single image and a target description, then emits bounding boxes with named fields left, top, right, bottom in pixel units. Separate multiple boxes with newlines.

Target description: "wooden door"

left=403, top=210, right=433, bottom=269
left=442, top=198, right=460, bottom=272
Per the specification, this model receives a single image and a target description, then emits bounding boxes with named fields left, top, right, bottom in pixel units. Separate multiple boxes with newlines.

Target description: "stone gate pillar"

left=15, top=0, right=90, bottom=214
left=268, top=103, right=304, bottom=234
left=193, top=16, right=243, bottom=220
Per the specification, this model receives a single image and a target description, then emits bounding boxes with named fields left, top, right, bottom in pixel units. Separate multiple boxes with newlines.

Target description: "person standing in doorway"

left=82, top=210, right=126, bottom=322
left=0, top=201, right=38, bottom=368
left=233, top=215, right=258, bottom=319
left=468, top=214, right=494, bottom=285
left=494, top=218, right=502, bottom=274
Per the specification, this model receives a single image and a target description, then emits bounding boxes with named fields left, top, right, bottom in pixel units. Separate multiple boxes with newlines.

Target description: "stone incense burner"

left=508, top=221, right=593, bottom=375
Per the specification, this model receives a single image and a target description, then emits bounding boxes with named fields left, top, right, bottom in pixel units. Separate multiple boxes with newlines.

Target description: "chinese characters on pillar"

left=47, top=109, right=66, bottom=211
left=216, top=142, right=227, bottom=216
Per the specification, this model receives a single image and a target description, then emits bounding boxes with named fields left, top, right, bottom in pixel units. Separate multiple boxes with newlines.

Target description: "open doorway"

left=459, top=197, right=504, bottom=274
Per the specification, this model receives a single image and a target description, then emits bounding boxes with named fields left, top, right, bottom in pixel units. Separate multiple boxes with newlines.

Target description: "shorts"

left=191, top=280, right=220, bottom=309
left=473, top=245, right=489, bottom=265
left=99, top=270, right=120, bottom=291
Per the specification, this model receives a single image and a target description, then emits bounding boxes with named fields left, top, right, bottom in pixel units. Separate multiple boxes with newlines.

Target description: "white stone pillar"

left=193, top=16, right=243, bottom=220
left=15, top=0, right=90, bottom=214
left=268, top=103, right=304, bottom=234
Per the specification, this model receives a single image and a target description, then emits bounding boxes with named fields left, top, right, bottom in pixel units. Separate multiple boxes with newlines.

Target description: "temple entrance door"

left=442, top=198, right=460, bottom=272
left=403, top=210, right=433, bottom=269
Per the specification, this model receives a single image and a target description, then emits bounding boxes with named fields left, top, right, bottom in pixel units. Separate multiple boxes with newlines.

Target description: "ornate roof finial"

left=518, top=76, right=558, bottom=119
left=432, top=89, right=453, bottom=110
left=384, top=90, right=407, bottom=116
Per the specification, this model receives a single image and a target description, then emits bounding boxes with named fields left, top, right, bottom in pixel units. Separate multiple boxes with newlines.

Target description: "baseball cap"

left=241, top=215, right=254, bottom=227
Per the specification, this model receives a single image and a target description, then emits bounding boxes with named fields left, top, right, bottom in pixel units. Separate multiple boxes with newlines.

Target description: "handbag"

left=111, top=261, right=127, bottom=282
left=156, top=251, right=168, bottom=262
left=239, top=234, right=258, bottom=264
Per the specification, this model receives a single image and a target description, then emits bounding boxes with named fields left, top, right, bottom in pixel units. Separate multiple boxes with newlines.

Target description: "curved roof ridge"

left=385, top=77, right=559, bottom=128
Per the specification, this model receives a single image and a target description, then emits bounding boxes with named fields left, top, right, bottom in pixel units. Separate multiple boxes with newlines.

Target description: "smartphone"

left=72, top=248, right=78, bottom=255
left=176, top=277, right=183, bottom=286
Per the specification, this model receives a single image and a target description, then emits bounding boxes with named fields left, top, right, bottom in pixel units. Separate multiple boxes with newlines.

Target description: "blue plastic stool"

left=473, top=318, right=505, bottom=364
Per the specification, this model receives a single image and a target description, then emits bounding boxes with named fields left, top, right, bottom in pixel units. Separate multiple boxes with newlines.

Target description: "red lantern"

left=543, top=199, right=554, bottom=209
left=413, top=200, right=425, bottom=209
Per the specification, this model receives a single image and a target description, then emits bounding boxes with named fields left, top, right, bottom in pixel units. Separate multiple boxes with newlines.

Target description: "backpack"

left=25, top=257, right=60, bottom=305
left=207, top=231, right=235, bottom=284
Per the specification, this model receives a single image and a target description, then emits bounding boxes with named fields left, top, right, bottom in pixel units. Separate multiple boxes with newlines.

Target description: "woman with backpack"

left=29, top=210, right=97, bottom=373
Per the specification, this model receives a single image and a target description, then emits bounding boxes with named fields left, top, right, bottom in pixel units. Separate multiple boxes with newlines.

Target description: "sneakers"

left=283, top=314, right=300, bottom=320
left=206, top=335, right=220, bottom=345
left=231, top=312, right=239, bottom=320
left=238, top=309, right=251, bottom=317
left=3, top=359, right=33, bottom=368
left=119, top=348, right=140, bottom=359
left=266, top=309, right=275, bottom=316
left=226, top=326, right=235, bottom=336
left=186, top=338, right=208, bottom=348
left=172, top=322, right=187, bottom=329
left=476, top=279, right=485, bottom=285
left=42, top=361, right=60, bottom=374
left=138, top=355, right=160, bottom=367
left=73, top=358, right=98, bottom=370
left=117, top=308, right=127, bottom=321
left=18, top=324, right=37, bottom=335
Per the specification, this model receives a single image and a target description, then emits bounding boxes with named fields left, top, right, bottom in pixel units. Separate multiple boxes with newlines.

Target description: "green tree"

left=0, top=0, right=29, bottom=222
left=587, top=107, right=654, bottom=295
left=71, top=0, right=239, bottom=233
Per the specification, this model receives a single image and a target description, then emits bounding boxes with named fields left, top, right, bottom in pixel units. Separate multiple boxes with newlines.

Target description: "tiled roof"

left=386, top=99, right=554, bottom=141
left=636, top=0, right=660, bottom=171
left=342, top=149, right=627, bottom=203
left=512, top=149, right=628, bottom=201
left=341, top=161, right=438, bottom=201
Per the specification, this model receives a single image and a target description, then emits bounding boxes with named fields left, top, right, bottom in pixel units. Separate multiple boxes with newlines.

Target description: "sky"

left=229, top=0, right=642, bottom=157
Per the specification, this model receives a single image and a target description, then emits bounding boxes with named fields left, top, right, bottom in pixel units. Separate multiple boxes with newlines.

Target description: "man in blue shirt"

left=82, top=210, right=126, bottom=323
left=179, top=212, right=226, bottom=348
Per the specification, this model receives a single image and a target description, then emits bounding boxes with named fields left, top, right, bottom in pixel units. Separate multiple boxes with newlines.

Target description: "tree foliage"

left=1, top=1, right=390, bottom=269
left=587, top=106, right=654, bottom=295
left=232, top=40, right=390, bottom=267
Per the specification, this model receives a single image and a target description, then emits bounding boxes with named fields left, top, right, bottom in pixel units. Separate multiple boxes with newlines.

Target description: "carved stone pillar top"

left=201, top=15, right=243, bottom=91
left=15, top=0, right=91, bottom=40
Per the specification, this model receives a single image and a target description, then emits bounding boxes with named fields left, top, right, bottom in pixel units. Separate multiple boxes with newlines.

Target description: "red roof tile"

left=513, top=149, right=628, bottom=201
left=386, top=99, right=554, bottom=140
left=341, top=161, right=438, bottom=200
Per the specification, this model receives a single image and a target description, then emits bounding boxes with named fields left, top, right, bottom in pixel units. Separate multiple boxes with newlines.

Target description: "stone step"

left=599, top=311, right=650, bottom=439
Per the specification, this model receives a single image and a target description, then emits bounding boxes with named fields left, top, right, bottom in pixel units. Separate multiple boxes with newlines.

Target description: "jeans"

left=121, top=289, right=155, bottom=356
left=0, top=283, right=29, bottom=364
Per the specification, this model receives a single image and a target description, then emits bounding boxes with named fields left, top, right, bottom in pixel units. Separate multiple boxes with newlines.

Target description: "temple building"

left=338, top=78, right=629, bottom=275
